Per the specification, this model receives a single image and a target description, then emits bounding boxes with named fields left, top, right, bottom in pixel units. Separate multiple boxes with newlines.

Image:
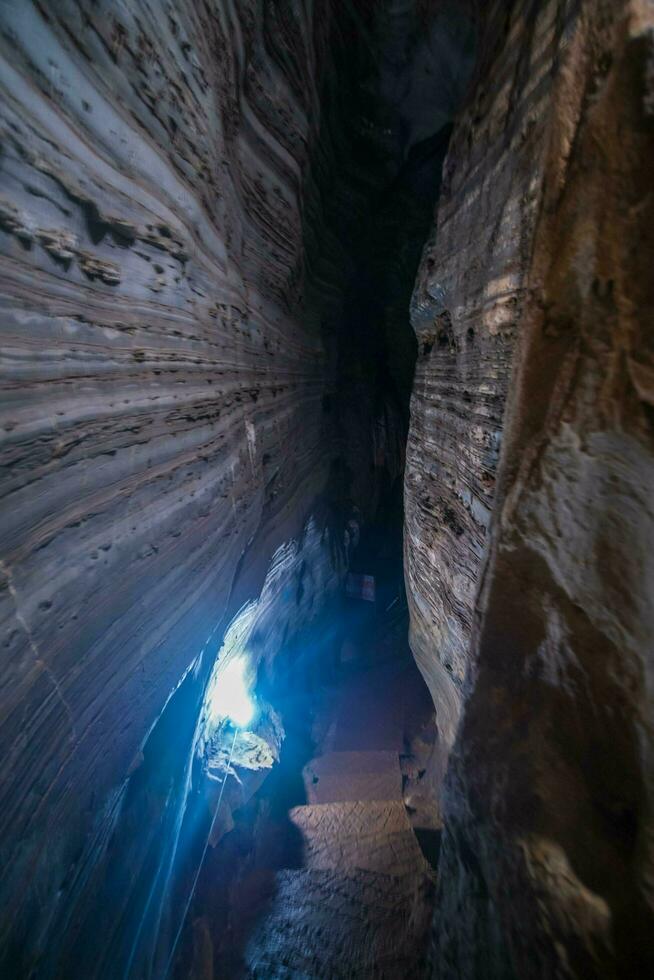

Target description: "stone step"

left=289, top=800, right=430, bottom=876
left=244, top=867, right=434, bottom=979
left=302, top=750, right=402, bottom=803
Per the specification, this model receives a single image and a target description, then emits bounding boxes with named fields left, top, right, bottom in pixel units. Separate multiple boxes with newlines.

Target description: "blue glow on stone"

left=207, top=657, right=254, bottom=727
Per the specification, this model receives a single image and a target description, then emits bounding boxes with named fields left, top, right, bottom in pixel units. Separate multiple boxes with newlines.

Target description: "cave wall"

left=0, top=0, right=474, bottom=970
left=405, top=0, right=654, bottom=975
left=0, top=1, right=344, bottom=972
left=4, top=0, right=650, bottom=975
left=405, top=0, right=565, bottom=750
left=306, top=0, right=476, bottom=522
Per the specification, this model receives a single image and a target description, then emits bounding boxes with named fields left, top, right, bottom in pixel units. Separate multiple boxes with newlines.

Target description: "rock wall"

left=405, top=0, right=566, bottom=750
left=0, top=0, right=474, bottom=971
left=307, top=0, right=476, bottom=522
left=0, top=1, right=343, bottom=972
left=4, top=0, right=650, bottom=974
left=405, top=0, right=654, bottom=974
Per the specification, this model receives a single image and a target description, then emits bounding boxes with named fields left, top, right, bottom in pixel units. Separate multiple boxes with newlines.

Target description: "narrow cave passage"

left=1, top=2, right=653, bottom=979
left=173, top=517, right=442, bottom=978
left=161, top=5, right=475, bottom=975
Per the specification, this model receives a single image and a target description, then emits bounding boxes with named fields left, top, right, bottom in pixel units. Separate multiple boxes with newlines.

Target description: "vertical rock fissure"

left=161, top=4, right=480, bottom=975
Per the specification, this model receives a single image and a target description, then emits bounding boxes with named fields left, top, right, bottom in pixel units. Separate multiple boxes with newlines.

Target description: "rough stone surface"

left=405, top=0, right=568, bottom=751
left=3, top=0, right=652, bottom=976
left=303, top=750, right=403, bottom=803
left=0, top=1, right=343, bottom=972
left=0, top=0, right=465, bottom=971
left=175, top=634, right=439, bottom=979
left=404, top=0, right=654, bottom=976
left=240, top=655, right=436, bottom=978
left=244, top=867, right=434, bottom=979
left=289, top=799, right=429, bottom=877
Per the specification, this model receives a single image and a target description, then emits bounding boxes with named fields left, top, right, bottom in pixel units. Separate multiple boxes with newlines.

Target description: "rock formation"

left=1, top=0, right=652, bottom=977
left=0, top=2, right=341, bottom=973
left=406, top=0, right=654, bottom=975
left=0, top=0, right=471, bottom=972
left=405, top=0, right=563, bottom=752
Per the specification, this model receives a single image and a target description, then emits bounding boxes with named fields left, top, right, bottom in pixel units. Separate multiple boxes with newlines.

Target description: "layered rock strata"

left=0, top=0, right=470, bottom=972
left=406, top=0, right=654, bottom=974
left=405, top=0, right=570, bottom=750
left=0, top=1, right=341, bottom=973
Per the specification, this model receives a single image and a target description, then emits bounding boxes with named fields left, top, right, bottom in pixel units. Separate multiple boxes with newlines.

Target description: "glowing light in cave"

left=207, top=656, right=254, bottom=728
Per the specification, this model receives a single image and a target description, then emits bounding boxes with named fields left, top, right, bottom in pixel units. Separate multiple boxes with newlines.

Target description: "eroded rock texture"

left=176, top=637, right=438, bottom=978
left=0, top=0, right=471, bottom=974
left=3, top=0, right=652, bottom=975
left=405, top=0, right=567, bottom=750
left=0, top=2, right=343, bottom=973
left=405, top=0, right=654, bottom=975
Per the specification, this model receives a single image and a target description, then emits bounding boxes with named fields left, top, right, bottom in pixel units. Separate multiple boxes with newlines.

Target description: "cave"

left=1, top=1, right=653, bottom=978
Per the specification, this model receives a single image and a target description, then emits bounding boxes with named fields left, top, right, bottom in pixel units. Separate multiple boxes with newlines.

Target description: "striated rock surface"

left=404, top=0, right=654, bottom=975
left=0, top=1, right=344, bottom=973
left=3, top=0, right=652, bottom=975
left=405, top=0, right=569, bottom=751
left=0, top=1, right=470, bottom=972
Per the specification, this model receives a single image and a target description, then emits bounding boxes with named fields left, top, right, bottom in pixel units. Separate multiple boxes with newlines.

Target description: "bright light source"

left=207, top=656, right=254, bottom=728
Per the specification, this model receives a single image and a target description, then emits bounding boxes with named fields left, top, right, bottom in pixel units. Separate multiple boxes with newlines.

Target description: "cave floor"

left=175, top=621, right=438, bottom=980
left=186, top=639, right=439, bottom=979
left=177, top=508, right=441, bottom=978
left=242, top=655, right=437, bottom=978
